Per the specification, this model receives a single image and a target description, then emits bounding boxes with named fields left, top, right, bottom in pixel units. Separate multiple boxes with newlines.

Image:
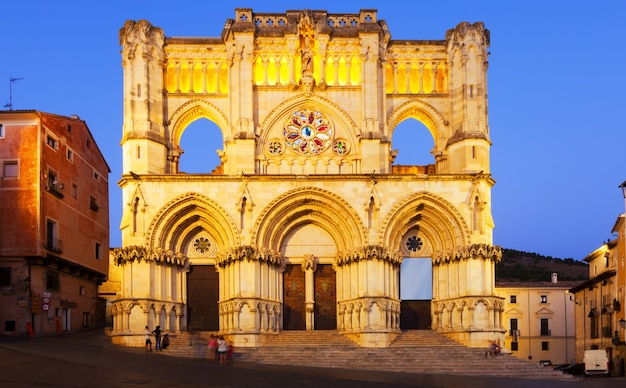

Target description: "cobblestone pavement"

left=0, top=330, right=624, bottom=388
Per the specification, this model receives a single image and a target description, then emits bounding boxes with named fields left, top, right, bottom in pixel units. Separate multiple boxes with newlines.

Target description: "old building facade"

left=107, top=8, right=502, bottom=348
left=496, top=278, right=578, bottom=365
left=0, top=111, right=110, bottom=336
left=570, top=210, right=626, bottom=375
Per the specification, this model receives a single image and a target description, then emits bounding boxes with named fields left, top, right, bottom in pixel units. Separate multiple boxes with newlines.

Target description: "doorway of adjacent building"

left=187, top=265, right=219, bottom=331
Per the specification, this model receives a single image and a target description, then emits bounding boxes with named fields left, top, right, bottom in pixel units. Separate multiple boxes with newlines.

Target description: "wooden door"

left=283, top=264, right=305, bottom=330
left=187, top=265, right=219, bottom=331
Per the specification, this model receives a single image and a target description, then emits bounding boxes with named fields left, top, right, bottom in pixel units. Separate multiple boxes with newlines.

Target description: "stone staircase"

left=157, top=330, right=574, bottom=380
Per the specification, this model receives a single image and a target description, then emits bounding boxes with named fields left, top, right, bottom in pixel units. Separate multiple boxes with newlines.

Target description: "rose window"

left=283, top=110, right=333, bottom=155
left=194, top=237, right=211, bottom=254
left=406, top=235, right=423, bottom=252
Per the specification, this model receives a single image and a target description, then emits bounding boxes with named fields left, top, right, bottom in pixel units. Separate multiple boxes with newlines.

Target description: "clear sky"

left=2, top=1, right=625, bottom=262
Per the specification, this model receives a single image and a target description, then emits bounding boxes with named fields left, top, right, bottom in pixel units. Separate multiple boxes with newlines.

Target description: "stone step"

left=155, top=330, right=573, bottom=381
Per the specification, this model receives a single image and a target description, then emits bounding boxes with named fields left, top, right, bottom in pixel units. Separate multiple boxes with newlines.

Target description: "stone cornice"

left=112, top=246, right=188, bottom=267
left=433, top=243, right=502, bottom=265
left=216, top=245, right=284, bottom=268
left=335, top=245, right=402, bottom=267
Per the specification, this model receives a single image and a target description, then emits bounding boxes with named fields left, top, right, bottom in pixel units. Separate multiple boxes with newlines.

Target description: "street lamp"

left=620, top=181, right=626, bottom=355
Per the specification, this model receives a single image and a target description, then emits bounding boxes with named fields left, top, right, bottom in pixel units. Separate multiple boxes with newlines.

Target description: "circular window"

left=194, top=237, right=211, bottom=254
left=332, top=138, right=350, bottom=155
left=406, top=235, right=423, bottom=252
left=283, top=110, right=333, bottom=155
left=267, top=139, right=284, bottom=155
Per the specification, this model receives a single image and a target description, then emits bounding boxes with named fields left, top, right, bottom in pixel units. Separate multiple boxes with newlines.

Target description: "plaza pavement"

left=0, top=329, right=624, bottom=388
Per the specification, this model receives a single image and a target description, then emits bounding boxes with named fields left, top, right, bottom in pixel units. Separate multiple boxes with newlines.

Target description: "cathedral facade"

left=108, top=8, right=503, bottom=348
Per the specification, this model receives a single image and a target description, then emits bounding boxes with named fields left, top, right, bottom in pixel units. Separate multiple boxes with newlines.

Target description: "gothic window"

left=132, top=197, right=139, bottom=234
left=332, top=138, right=350, bottom=155
left=267, top=139, right=284, bottom=155
left=367, top=196, right=374, bottom=229
left=283, top=110, right=333, bottom=155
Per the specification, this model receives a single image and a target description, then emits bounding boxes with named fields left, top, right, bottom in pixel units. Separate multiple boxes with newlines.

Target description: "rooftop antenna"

left=4, top=77, right=24, bottom=110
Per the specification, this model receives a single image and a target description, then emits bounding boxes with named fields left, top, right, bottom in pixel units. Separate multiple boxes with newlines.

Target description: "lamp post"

left=618, top=181, right=626, bottom=376
left=620, top=180, right=626, bottom=332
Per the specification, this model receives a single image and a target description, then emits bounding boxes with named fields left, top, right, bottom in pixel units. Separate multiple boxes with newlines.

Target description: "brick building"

left=0, top=110, right=109, bottom=336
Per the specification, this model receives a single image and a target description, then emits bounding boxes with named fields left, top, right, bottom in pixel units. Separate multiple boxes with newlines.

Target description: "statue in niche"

left=298, top=10, right=315, bottom=77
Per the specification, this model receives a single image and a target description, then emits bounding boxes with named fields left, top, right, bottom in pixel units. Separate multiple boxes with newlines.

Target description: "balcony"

left=540, top=329, right=551, bottom=336
left=44, top=238, right=63, bottom=254
left=45, top=183, right=64, bottom=199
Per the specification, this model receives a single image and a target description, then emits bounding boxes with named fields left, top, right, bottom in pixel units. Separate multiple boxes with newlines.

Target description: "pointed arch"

left=168, top=99, right=230, bottom=147
left=145, top=192, right=239, bottom=253
left=387, top=99, right=448, bottom=151
left=380, top=191, right=469, bottom=254
left=260, top=94, right=361, bottom=147
left=252, top=186, right=366, bottom=252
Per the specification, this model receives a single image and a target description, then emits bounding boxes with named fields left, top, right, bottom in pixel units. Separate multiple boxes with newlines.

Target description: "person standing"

left=144, top=326, right=152, bottom=352
left=152, top=325, right=162, bottom=352
left=217, top=336, right=227, bottom=365
left=208, top=334, right=217, bottom=363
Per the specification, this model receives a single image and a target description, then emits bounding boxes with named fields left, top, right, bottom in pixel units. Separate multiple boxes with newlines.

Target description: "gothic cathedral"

left=108, top=8, right=503, bottom=349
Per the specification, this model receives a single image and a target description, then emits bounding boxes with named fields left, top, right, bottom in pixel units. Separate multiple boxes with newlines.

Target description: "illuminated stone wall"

left=110, top=8, right=501, bottom=348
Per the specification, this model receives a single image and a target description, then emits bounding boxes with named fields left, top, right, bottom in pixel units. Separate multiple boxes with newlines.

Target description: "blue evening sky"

left=2, top=1, right=625, bottom=266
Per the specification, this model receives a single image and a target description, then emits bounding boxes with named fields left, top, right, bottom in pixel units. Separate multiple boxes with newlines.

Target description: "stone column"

left=301, top=254, right=317, bottom=330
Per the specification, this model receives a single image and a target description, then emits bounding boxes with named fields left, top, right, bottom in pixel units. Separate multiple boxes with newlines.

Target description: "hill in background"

left=496, top=248, right=588, bottom=282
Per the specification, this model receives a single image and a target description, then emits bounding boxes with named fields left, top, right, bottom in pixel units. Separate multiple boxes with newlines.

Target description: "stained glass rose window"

left=283, top=110, right=333, bottom=155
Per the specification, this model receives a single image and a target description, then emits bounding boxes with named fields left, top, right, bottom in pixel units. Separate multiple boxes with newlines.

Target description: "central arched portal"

left=281, top=223, right=337, bottom=330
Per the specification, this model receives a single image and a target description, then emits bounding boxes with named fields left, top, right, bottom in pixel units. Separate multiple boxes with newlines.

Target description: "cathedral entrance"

left=399, top=257, right=433, bottom=330
left=187, top=265, right=219, bottom=331
left=283, top=263, right=337, bottom=330
left=314, top=264, right=336, bottom=330
left=283, top=264, right=306, bottom=330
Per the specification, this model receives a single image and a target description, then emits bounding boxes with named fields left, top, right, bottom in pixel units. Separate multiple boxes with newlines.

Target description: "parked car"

left=583, top=349, right=610, bottom=377
left=552, top=363, right=570, bottom=371
left=560, top=363, right=585, bottom=376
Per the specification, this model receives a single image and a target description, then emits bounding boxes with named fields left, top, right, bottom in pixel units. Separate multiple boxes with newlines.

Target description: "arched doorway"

left=400, top=257, right=432, bottom=329
left=187, top=265, right=219, bottom=331
left=280, top=223, right=338, bottom=330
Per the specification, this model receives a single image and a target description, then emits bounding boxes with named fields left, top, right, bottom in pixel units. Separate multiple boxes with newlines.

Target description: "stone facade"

left=105, top=8, right=503, bottom=348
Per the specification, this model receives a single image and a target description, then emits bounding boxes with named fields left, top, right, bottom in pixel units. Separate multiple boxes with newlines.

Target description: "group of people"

left=143, top=326, right=233, bottom=363
left=208, top=334, right=233, bottom=364
left=144, top=325, right=170, bottom=352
